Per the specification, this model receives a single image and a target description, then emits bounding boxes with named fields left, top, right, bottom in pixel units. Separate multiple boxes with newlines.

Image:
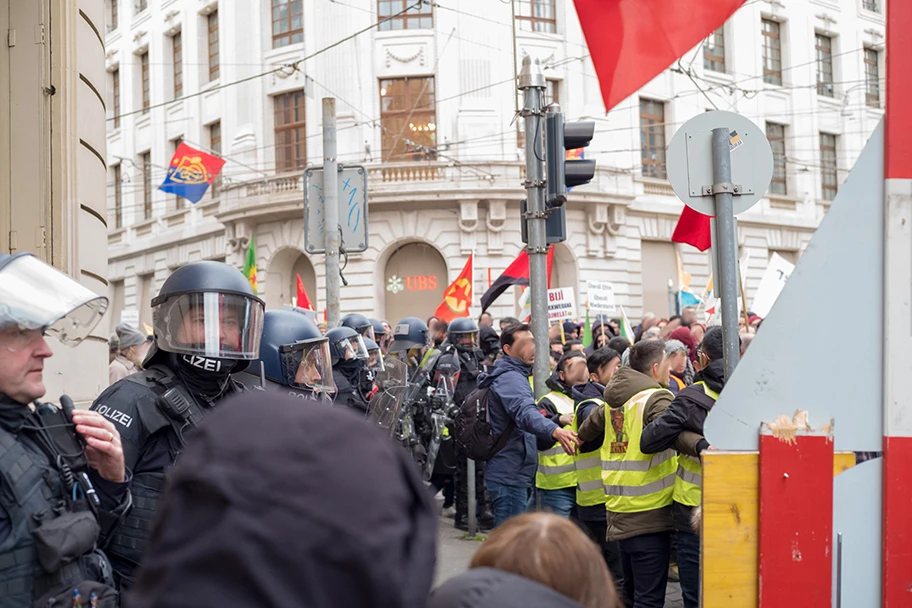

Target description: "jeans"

left=577, top=517, right=626, bottom=598
left=676, top=530, right=700, bottom=608
left=537, top=487, right=577, bottom=519
left=485, top=480, right=532, bottom=527
left=618, top=532, right=672, bottom=608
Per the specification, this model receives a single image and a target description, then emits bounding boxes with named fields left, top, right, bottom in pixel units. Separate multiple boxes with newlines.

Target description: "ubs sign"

left=386, top=275, right=439, bottom=294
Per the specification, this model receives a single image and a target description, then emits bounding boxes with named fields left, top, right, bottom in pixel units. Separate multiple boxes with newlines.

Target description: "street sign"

left=547, top=287, right=576, bottom=321
left=586, top=280, right=617, bottom=313
left=667, top=111, right=773, bottom=216
left=304, top=165, right=368, bottom=254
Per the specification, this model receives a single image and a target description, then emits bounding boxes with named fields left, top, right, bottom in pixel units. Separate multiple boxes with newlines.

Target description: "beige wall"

left=1, top=0, right=109, bottom=405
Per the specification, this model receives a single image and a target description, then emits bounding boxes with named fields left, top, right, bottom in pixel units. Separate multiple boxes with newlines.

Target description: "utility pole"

left=323, top=98, right=341, bottom=328
left=519, top=56, right=549, bottom=399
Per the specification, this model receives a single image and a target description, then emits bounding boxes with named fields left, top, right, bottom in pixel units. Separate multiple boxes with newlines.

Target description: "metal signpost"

left=667, top=110, right=773, bottom=379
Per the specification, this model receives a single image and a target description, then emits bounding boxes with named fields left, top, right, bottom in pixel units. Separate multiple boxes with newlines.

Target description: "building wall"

left=105, top=0, right=885, bottom=327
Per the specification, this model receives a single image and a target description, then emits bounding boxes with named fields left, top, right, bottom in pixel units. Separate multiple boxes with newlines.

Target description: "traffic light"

left=544, top=105, right=596, bottom=207
left=520, top=199, right=566, bottom=245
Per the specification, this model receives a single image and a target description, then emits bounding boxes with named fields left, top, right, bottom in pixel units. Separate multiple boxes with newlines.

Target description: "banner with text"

left=586, top=280, right=617, bottom=314
left=548, top=287, right=577, bottom=321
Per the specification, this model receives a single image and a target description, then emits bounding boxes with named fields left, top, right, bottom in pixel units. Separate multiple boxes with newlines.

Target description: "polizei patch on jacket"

left=95, top=404, right=134, bottom=428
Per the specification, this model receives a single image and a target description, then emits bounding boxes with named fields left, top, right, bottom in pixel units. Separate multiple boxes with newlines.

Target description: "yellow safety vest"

left=601, top=388, right=677, bottom=513
left=536, top=391, right=577, bottom=490
left=672, top=381, right=720, bottom=507
left=572, top=398, right=607, bottom=507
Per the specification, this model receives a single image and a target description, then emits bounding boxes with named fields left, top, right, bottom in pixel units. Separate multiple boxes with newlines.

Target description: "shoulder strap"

left=127, top=364, right=204, bottom=456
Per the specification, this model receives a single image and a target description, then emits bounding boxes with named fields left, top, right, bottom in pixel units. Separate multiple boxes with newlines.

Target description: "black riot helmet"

left=446, top=318, right=479, bottom=352
left=369, top=318, right=387, bottom=339
left=340, top=313, right=375, bottom=342
left=254, top=309, right=335, bottom=394
left=325, top=326, right=369, bottom=366
left=388, top=317, right=430, bottom=354
left=147, top=261, right=265, bottom=366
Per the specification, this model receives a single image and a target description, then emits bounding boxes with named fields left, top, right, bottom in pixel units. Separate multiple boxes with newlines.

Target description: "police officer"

left=0, top=253, right=129, bottom=607
left=237, top=309, right=335, bottom=406
left=387, top=317, right=432, bottom=374
left=433, top=318, right=494, bottom=530
left=369, top=318, right=391, bottom=353
left=91, top=261, right=265, bottom=590
left=326, top=326, right=372, bottom=412
left=340, top=313, right=376, bottom=342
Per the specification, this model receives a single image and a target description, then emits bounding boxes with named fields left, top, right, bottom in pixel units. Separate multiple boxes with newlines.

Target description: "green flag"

left=243, top=236, right=258, bottom=293
left=620, top=306, right=635, bottom=345
left=582, top=307, right=592, bottom=348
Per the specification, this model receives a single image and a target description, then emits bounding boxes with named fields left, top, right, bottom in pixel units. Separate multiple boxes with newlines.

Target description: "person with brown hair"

left=429, top=513, right=621, bottom=608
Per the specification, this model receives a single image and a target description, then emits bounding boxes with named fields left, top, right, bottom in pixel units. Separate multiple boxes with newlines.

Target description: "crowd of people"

left=0, top=252, right=765, bottom=607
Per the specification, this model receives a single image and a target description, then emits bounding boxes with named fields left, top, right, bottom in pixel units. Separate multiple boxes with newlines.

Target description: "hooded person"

left=129, top=391, right=437, bottom=608
left=91, top=261, right=265, bottom=590
left=109, top=322, right=149, bottom=385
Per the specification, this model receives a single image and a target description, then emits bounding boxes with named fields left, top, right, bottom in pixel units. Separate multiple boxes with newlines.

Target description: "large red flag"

left=434, top=254, right=474, bottom=323
left=574, top=0, right=744, bottom=112
left=481, top=247, right=555, bottom=312
left=672, top=205, right=713, bottom=252
left=296, top=273, right=314, bottom=311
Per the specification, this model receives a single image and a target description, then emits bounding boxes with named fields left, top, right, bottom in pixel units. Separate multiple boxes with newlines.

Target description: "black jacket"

left=428, top=568, right=585, bottom=608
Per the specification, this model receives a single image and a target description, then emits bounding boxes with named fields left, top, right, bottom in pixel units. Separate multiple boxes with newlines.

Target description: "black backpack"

left=453, top=386, right=516, bottom=461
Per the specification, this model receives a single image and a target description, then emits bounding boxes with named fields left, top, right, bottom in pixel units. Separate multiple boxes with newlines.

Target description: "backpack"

left=453, top=386, right=516, bottom=461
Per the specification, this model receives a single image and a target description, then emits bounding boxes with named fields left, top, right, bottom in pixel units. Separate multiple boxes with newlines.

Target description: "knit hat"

left=665, top=339, right=687, bottom=356
left=115, top=323, right=146, bottom=349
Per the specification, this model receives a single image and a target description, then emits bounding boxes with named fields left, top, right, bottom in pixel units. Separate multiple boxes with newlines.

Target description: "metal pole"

left=467, top=458, right=477, bottom=537
left=518, top=55, right=549, bottom=400
left=711, top=127, right=740, bottom=378
left=323, top=98, right=341, bottom=328
left=667, top=279, right=676, bottom=318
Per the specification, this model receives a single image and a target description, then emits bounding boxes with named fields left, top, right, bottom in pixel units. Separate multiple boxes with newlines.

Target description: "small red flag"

left=296, top=274, right=314, bottom=311
left=434, top=254, right=474, bottom=323
left=573, top=0, right=744, bottom=112
left=672, top=206, right=713, bottom=252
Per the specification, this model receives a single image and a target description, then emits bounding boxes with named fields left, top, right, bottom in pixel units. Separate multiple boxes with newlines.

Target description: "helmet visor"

left=359, top=325, right=376, bottom=342
left=282, top=340, right=336, bottom=394
left=153, top=292, right=264, bottom=359
left=0, top=254, right=108, bottom=347
left=333, top=334, right=369, bottom=362
left=367, top=347, right=385, bottom=372
left=452, top=331, right=478, bottom=351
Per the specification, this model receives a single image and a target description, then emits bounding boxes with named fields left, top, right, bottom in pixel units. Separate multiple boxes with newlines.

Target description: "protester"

left=428, top=513, right=621, bottom=608
left=748, top=315, right=763, bottom=331
left=670, top=326, right=698, bottom=362
left=500, top=317, right=521, bottom=332
left=536, top=351, right=589, bottom=518
left=479, top=325, right=501, bottom=366
left=550, top=338, right=565, bottom=355
left=608, top=336, right=631, bottom=358
left=479, top=311, right=495, bottom=328
left=129, top=391, right=437, bottom=608
left=740, top=333, right=754, bottom=356
left=565, top=339, right=585, bottom=353
left=549, top=323, right=563, bottom=343
left=665, top=340, right=689, bottom=395
left=640, top=326, right=730, bottom=608
left=689, top=323, right=706, bottom=345
left=549, top=350, right=562, bottom=371
left=640, top=327, right=661, bottom=341
left=681, top=307, right=698, bottom=327
left=563, top=322, right=580, bottom=341
left=108, top=322, right=149, bottom=385
left=477, top=324, right=580, bottom=527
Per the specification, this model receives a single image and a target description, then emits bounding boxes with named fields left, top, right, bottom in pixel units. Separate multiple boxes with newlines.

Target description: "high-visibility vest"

left=601, top=388, right=677, bottom=513
left=670, top=374, right=686, bottom=393
left=535, top=390, right=577, bottom=490
left=673, top=381, right=720, bottom=507
left=572, top=397, right=607, bottom=507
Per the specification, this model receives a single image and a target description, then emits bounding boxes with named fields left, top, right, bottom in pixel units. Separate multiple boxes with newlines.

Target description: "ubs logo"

left=386, top=275, right=438, bottom=293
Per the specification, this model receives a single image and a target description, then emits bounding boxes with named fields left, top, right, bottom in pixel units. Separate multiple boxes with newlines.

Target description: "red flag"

left=574, top=0, right=744, bottom=112
left=434, top=254, right=474, bottom=323
left=672, top=205, right=713, bottom=252
left=481, top=247, right=555, bottom=312
left=296, top=273, right=314, bottom=311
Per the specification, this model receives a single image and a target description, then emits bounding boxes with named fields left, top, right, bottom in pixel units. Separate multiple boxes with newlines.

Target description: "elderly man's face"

left=0, top=327, right=53, bottom=404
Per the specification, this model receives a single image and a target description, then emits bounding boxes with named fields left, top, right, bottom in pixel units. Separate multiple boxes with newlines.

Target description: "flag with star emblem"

left=434, top=254, right=474, bottom=323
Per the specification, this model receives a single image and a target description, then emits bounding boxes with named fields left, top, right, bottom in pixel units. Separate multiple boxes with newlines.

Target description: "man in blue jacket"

left=477, top=323, right=580, bottom=527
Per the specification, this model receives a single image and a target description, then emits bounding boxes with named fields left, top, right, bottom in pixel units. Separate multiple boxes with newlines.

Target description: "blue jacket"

left=477, top=356, right=558, bottom=486
left=571, top=381, right=606, bottom=455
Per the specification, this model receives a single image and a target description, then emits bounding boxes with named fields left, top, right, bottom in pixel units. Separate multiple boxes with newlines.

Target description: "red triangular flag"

left=573, top=0, right=743, bottom=112
left=672, top=206, right=713, bottom=252
left=434, top=254, right=474, bottom=323
left=295, top=274, right=314, bottom=311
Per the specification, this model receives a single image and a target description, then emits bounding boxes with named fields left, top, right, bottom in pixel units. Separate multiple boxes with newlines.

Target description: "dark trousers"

left=455, top=449, right=490, bottom=520
left=676, top=530, right=699, bottom=608
left=578, top=517, right=626, bottom=596
left=618, top=532, right=672, bottom=608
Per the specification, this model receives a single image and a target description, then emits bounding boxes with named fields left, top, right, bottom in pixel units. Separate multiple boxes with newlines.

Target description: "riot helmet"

left=369, top=318, right=387, bottom=340
left=340, top=313, right=375, bottom=342
left=0, top=252, right=108, bottom=349
left=362, top=337, right=385, bottom=372
left=256, top=309, right=335, bottom=394
left=388, top=317, right=430, bottom=354
left=446, top=318, right=479, bottom=352
left=149, top=261, right=265, bottom=364
left=325, top=326, right=369, bottom=366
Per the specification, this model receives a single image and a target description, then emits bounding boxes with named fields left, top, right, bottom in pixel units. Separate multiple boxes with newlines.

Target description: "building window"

left=544, top=79, right=560, bottom=107
left=865, top=47, right=881, bottom=108
left=378, top=0, right=433, bottom=30
left=639, top=98, right=666, bottom=180
left=820, top=133, right=838, bottom=201
left=274, top=90, right=306, bottom=172
left=113, top=164, right=123, bottom=229
left=815, top=34, right=833, bottom=97
left=140, top=52, right=150, bottom=114
left=862, top=0, right=880, bottom=12
left=112, top=69, right=121, bottom=129
left=209, top=121, right=222, bottom=197
left=172, top=137, right=184, bottom=209
left=109, top=0, right=118, bottom=32
left=172, top=31, right=183, bottom=99
left=272, top=0, right=303, bottom=48
left=515, top=0, right=556, bottom=34
left=704, top=27, right=725, bottom=73
left=762, top=19, right=782, bottom=86
left=141, top=151, right=152, bottom=219
left=766, top=122, right=787, bottom=195
left=380, top=77, right=437, bottom=162
left=136, top=0, right=147, bottom=13
left=208, top=11, right=220, bottom=82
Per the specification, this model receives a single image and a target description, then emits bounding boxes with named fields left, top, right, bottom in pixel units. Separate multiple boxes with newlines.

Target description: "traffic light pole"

left=519, top=56, right=550, bottom=400
left=323, top=98, right=341, bottom=329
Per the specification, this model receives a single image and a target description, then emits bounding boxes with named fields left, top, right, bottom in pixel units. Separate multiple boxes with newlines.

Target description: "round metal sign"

left=666, top=110, right=773, bottom=216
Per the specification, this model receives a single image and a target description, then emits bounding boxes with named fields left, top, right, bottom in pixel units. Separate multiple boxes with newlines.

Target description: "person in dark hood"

left=639, top=326, right=730, bottom=608
left=478, top=324, right=501, bottom=366
left=535, top=351, right=589, bottom=518
left=428, top=513, right=620, bottom=608
left=129, top=391, right=437, bottom=608
left=91, top=261, right=265, bottom=590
